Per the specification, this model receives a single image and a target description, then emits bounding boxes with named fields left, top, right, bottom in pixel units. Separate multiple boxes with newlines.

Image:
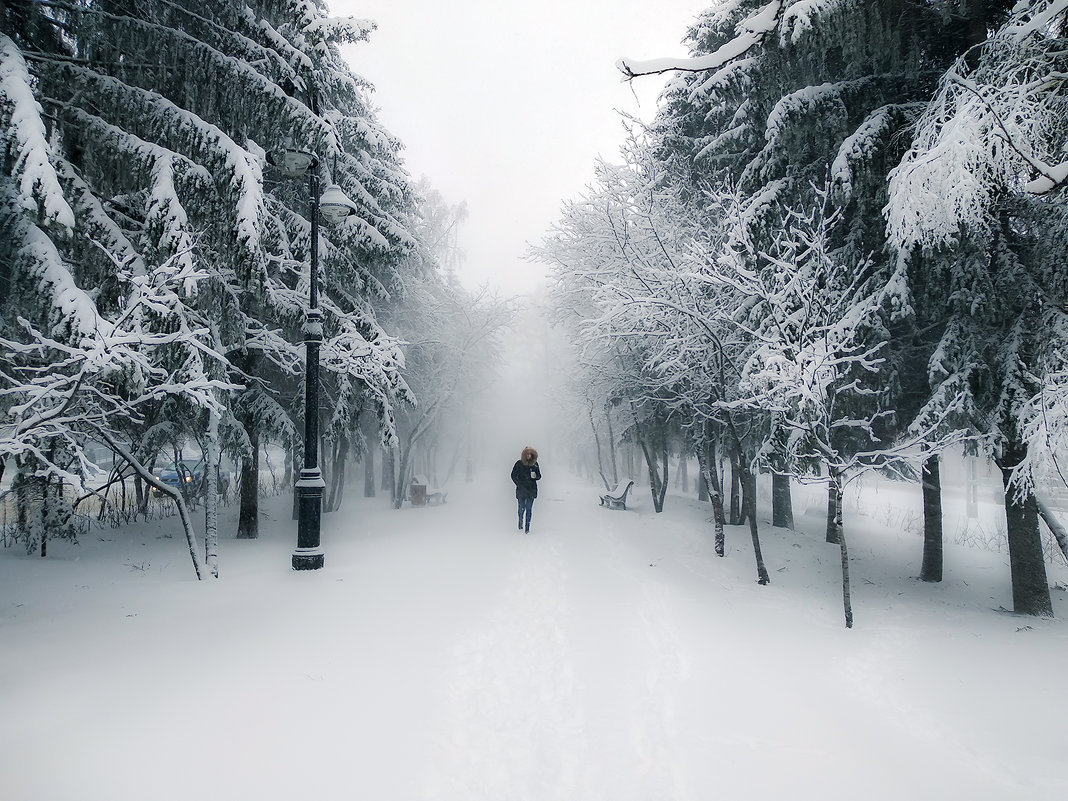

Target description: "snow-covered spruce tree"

left=1, top=1, right=417, bottom=570
left=1, top=9, right=237, bottom=570
left=614, top=0, right=1020, bottom=608
left=645, top=0, right=979, bottom=444
left=887, top=0, right=1068, bottom=616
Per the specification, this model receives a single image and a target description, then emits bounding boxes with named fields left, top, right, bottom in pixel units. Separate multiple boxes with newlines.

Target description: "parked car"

left=153, top=457, right=235, bottom=497
left=154, top=459, right=204, bottom=495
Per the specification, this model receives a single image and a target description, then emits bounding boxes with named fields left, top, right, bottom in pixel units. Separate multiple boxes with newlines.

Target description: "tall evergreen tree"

left=1, top=0, right=417, bottom=573
left=887, top=0, right=1065, bottom=615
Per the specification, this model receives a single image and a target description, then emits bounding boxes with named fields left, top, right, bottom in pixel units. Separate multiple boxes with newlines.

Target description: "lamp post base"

left=292, top=547, right=325, bottom=570
left=293, top=467, right=325, bottom=571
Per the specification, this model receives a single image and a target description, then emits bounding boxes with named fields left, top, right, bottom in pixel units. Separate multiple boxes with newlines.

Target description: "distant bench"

left=599, top=479, right=634, bottom=511
left=410, top=474, right=447, bottom=506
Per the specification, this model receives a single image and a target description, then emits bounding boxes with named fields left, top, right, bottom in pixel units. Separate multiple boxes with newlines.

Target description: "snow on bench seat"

left=599, top=479, right=634, bottom=511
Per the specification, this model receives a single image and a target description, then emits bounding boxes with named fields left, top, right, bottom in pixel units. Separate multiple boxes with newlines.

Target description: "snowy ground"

left=2, top=471, right=1067, bottom=801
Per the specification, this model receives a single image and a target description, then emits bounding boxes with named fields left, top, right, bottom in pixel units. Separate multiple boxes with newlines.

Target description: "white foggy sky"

left=332, top=0, right=709, bottom=294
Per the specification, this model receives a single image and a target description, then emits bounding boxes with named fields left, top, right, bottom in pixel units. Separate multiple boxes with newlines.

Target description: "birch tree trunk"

left=825, top=479, right=839, bottom=544
left=829, top=468, right=853, bottom=628
left=966, top=454, right=979, bottom=519
left=203, top=408, right=221, bottom=578
left=695, top=436, right=726, bottom=557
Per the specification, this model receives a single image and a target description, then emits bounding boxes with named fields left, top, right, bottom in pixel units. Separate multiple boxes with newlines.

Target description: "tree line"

left=0, top=0, right=509, bottom=577
left=534, top=0, right=1068, bottom=624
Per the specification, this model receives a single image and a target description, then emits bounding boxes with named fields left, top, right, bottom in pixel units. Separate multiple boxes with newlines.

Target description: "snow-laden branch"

left=616, top=0, right=783, bottom=79
left=886, top=0, right=1068, bottom=251
left=0, top=33, right=75, bottom=231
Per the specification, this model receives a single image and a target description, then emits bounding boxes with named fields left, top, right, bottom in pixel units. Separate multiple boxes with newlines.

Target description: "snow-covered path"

left=2, top=472, right=1067, bottom=800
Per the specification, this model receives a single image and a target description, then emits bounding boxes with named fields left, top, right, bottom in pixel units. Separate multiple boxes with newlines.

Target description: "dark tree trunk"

left=134, top=475, right=147, bottom=517
left=632, top=409, right=666, bottom=512
left=237, top=428, right=259, bottom=539
left=363, top=436, right=376, bottom=498
left=637, top=433, right=665, bottom=513
left=771, top=473, right=794, bottom=529
left=392, top=446, right=409, bottom=509
left=1001, top=437, right=1053, bottom=616
left=657, top=439, right=669, bottom=511
left=325, top=436, right=348, bottom=513
left=920, top=453, right=943, bottom=582
left=698, top=470, right=709, bottom=502
left=381, top=446, right=393, bottom=492
left=706, top=437, right=726, bottom=554
left=826, top=478, right=839, bottom=544
left=743, top=468, right=769, bottom=584
left=695, top=436, right=726, bottom=556
left=729, top=449, right=744, bottom=525
left=606, top=411, right=618, bottom=485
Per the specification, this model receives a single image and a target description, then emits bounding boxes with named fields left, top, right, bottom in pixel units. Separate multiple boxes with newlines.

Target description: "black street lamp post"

left=293, top=166, right=325, bottom=570
left=271, top=143, right=355, bottom=571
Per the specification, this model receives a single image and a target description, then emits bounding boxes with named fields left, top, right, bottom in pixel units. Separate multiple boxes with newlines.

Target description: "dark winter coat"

left=511, top=447, right=541, bottom=500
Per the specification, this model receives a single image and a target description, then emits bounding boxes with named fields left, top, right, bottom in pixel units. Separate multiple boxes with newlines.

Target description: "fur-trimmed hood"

left=521, top=446, right=538, bottom=465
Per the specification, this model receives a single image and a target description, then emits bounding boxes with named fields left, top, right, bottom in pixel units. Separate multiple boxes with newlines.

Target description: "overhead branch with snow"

left=616, top=0, right=783, bottom=79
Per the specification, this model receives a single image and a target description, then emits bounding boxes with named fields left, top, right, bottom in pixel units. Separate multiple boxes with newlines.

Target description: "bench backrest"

left=608, top=479, right=634, bottom=498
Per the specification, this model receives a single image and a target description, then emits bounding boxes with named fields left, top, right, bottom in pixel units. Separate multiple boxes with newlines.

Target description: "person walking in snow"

left=511, top=446, right=541, bottom=533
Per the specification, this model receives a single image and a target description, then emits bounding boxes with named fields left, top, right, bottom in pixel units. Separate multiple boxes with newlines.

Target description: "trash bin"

left=409, top=482, right=427, bottom=507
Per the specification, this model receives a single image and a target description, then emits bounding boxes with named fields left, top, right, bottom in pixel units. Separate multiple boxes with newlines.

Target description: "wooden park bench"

left=599, top=479, right=635, bottom=511
left=409, top=474, right=447, bottom=506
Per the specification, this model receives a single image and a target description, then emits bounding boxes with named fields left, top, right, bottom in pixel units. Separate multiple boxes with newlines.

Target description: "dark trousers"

left=517, top=497, right=535, bottom=530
